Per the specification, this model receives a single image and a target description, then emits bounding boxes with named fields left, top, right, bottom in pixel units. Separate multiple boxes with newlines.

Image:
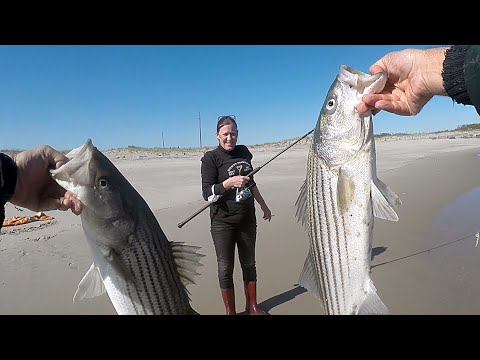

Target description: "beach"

left=2, top=136, right=480, bottom=315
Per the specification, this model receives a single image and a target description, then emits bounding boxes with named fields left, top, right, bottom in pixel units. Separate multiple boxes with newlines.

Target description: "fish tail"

left=357, top=280, right=388, bottom=315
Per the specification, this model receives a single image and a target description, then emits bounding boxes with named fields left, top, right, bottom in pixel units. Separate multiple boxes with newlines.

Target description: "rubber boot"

left=221, top=287, right=236, bottom=315
left=244, top=281, right=268, bottom=315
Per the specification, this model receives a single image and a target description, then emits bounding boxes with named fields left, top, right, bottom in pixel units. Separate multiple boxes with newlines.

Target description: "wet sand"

left=1, top=137, right=480, bottom=315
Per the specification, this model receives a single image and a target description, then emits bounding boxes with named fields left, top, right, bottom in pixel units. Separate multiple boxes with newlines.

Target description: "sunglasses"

left=217, top=115, right=236, bottom=122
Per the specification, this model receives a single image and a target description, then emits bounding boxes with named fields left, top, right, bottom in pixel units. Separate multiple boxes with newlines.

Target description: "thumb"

left=42, top=145, right=69, bottom=169
left=369, top=64, right=386, bottom=75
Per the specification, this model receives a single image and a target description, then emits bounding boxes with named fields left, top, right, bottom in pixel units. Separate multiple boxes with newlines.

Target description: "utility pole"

left=162, top=131, right=165, bottom=148
left=198, top=112, right=202, bottom=148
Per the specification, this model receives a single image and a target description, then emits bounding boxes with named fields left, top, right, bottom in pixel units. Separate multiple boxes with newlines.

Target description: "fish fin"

left=170, top=241, right=205, bottom=289
left=102, top=247, right=136, bottom=285
left=73, top=263, right=106, bottom=303
left=371, top=178, right=401, bottom=222
left=294, top=180, right=309, bottom=228
left=298, top=250, right=324, bottom=301
left=358, top=280, right=388, bottom=315
left=337, top=167, right=355, bottom=215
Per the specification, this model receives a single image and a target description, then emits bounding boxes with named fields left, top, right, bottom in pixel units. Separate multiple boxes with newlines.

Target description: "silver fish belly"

left=295, top=65, right=401, bottom=315
left=52, top=139, right=204, bottom=315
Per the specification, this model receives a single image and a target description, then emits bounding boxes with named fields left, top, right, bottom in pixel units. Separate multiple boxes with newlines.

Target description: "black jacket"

left=443, top=45, right=480, bottom=115
left=200, top=145, right=256, bottom=224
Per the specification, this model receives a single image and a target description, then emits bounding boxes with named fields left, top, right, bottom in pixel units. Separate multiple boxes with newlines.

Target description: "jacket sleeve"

left=443, top=45, right=480, bottom=116
left=200, top=152, right=226, bottom=201
left=465, top=46, right=480, bottom=115
left=0, top=153, right=18, bottom=229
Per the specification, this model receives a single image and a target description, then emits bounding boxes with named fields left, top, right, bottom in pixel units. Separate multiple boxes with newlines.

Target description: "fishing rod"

left=178, top=128, right=315, bottom=229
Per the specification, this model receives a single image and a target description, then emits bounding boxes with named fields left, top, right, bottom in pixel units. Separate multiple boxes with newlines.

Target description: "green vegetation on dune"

left=456, top=123, right=480, bottom=131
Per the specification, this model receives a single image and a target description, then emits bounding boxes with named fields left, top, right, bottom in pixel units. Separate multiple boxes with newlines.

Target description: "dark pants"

left=210, top=219, right=257, bottom=289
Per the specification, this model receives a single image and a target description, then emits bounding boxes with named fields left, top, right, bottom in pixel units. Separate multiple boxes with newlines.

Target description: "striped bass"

left=51, top=139, right=204, bottom=315
left=295, top=65, right=401, bottom=315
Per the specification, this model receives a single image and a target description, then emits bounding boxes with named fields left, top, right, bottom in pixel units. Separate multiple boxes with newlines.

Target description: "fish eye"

left=326, top=98, right=336, bottom=110
left=98, top=177, right=109, bottom=188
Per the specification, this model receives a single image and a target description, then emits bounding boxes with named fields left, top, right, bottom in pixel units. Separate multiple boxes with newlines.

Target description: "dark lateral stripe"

left=124, top=256, right=140, bottom=314
left=146, top=213, right=192, bottom=314
left=139, top=223, right=175, bottom=314
left=309, top=153, right=330, bottom=314
left=136, top=223, right=168, bottom=314
left=144, top=221, right=181, bottom=314
left=135, top=236, right=157, bottom=314
left=138, top=231, right=165, bottom=314
left=327, top=174, right=347, bottom=312
left=311, top=154, right=330, bottom=313
left=319, top=167, right=340, bottom=314
left=144, top=219, right=187, bottom=314
left=339, top=202, right=351, bottom=281
left=130, top=245, right=148, bottom=314
left=152, top=224, right=188, bottom=310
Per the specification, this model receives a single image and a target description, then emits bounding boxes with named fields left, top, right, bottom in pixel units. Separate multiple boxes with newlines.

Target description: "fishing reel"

left=235, top=184, right=253, bottom=203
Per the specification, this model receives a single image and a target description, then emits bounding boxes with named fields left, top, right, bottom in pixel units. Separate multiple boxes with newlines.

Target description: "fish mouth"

left=339, top=65, right=387, bottom=96
left=51, top=138, right=95, bottom=188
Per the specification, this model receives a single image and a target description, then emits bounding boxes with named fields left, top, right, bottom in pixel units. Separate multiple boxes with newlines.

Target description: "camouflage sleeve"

left=0, top=153, right=18, bottom=229
left=443, top=45, right=480, bottom=115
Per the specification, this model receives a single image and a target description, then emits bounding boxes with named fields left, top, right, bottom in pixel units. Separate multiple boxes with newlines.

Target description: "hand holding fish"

left=10, top=145, right=82, bottom=215
left=356, top=47, right=448, bottom=116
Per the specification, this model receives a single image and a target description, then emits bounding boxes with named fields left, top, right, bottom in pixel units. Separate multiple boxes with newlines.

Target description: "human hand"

left=356, top=47, right=448, bottom=116
left=10, top=145, right=82, bottom=215
left=261, top=205, right=272, bottom=221
left=227, top=175, right=250, bottom=189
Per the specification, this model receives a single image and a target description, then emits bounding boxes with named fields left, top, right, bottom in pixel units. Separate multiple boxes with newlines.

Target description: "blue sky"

left=1, top=45, right=477, bottom=151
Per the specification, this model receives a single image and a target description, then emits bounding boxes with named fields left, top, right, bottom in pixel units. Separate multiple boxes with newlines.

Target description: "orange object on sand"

left=2, top=212, right=54, bottom=227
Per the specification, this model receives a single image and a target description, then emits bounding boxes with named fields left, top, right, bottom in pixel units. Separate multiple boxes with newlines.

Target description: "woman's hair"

left=217, top=115, right=237, bottom=133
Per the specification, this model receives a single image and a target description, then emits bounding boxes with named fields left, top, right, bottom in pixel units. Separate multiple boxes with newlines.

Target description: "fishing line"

left=371, top=231, right=480, bottom=269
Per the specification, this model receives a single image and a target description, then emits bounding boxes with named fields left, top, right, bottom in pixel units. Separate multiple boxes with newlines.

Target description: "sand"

left=1, top=135, right=480, bottom=315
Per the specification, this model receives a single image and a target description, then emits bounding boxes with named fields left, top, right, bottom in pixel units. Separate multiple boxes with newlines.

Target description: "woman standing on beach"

left=200, top=115, right=272, bottom=315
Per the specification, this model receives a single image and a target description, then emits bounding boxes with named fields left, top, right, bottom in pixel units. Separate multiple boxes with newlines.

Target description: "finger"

left=42, top=191, right=83, bottom=214
left=42, top=145, right=69, bottom=169
left=373, top=100, right=410, bottom=115
left=64, top=191, right=83, bottom=215
left=45, top=180, right=70, bottom=200
left=59, top=197, right=83, bottom=215
left=356, top=102, right=373, bottom=114
left=369, top=64, right=386, bottom=75
left=362, top=94, right=384, bottom=106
